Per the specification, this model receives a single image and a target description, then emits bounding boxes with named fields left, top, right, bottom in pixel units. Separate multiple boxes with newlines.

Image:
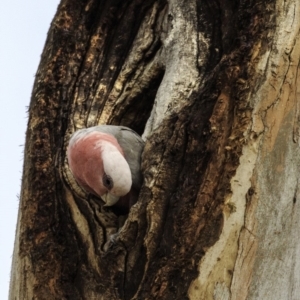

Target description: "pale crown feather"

left=101, top=143, right=132, bottom=196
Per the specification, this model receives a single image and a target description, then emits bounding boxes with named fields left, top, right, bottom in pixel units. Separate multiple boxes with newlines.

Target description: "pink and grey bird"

left=67, top=125, right=144, bottom=214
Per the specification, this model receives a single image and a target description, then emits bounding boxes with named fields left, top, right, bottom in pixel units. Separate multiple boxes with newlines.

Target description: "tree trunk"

left=9, top=0, right=300, bottom=299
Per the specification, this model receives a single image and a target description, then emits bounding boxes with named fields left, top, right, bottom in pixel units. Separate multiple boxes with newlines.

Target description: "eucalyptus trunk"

left=10, top=0, right=300, bottom=299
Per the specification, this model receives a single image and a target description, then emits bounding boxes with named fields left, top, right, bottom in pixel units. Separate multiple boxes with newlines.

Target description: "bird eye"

left=103, top=173, right=113, bottom=189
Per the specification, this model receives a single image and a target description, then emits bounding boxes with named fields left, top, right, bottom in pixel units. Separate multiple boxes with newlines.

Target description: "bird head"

left=67, top=131, right=132, bottom=206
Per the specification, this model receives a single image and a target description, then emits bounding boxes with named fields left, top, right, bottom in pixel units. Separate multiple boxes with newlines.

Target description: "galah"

left=67, top=125, right=144, bottom=214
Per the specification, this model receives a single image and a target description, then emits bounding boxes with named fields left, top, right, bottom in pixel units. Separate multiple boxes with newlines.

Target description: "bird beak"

left=102, top=193, right=120, bottom=206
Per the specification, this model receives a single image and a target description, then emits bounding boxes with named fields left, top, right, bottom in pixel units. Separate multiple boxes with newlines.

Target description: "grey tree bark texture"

left=9, top=0, right=300, bottom=299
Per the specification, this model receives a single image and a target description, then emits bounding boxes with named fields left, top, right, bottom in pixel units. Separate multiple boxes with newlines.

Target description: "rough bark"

left=9, top=0, right=300, bottom=299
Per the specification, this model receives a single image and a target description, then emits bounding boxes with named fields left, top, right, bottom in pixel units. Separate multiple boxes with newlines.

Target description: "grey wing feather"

left=84, top=125, right=145, bottom=189
left=117, top=127, right=144, bottom=190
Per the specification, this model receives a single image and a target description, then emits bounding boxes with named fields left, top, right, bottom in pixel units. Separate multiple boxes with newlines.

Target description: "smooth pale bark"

left=10, top=0, right=300, bottom=299
left=189, top=2, right=300, bottom=299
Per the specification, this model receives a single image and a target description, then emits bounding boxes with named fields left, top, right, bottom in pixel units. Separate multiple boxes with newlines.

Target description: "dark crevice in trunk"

left=114, top=69, right=165, bottom=135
